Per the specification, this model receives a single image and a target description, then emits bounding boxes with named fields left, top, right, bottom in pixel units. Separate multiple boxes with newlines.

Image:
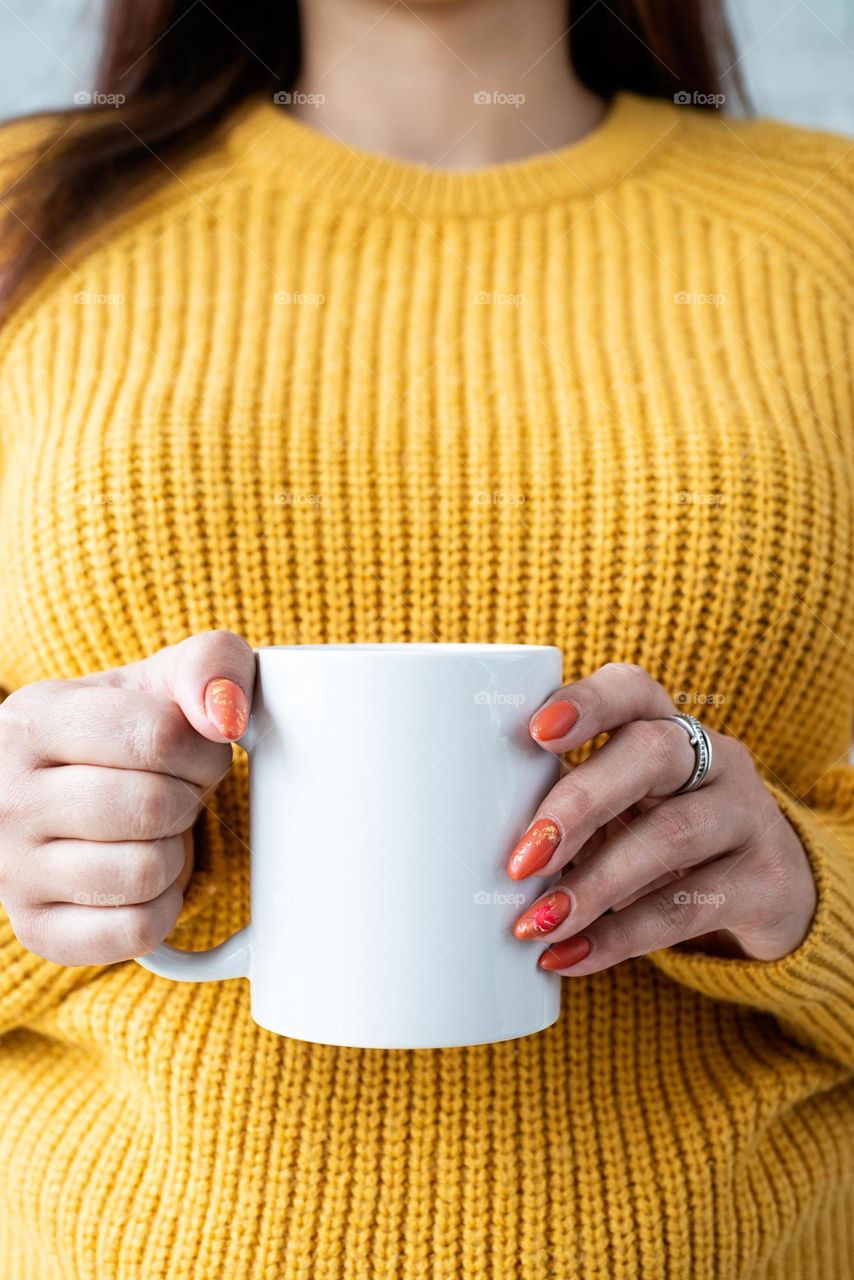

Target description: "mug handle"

left=132, top=717, right=259, bottom=983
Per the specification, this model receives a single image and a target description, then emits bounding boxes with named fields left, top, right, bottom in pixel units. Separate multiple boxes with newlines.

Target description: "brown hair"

left=0, top=0, right=744, bottom=314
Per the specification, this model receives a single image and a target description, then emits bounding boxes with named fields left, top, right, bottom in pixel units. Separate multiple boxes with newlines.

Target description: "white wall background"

left=0, top=0, right=852, bottom=133
left=726, top=0, right=854, bottom=131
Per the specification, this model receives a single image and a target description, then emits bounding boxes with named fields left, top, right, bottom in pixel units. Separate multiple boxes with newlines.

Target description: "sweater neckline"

left=221, top=91, right=681, bottom=216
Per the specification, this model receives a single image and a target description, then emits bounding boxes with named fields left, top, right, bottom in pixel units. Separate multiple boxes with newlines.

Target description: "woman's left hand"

left=508, top=663, right=818, bottom=974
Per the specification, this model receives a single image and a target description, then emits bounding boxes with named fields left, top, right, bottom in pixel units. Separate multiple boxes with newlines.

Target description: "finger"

left=506, top=718, right=725, bottom=879
left=17, top=835, right=187, bottom=908
left=5, top=683, right=232, bottom=785
left=512, top=786, right=751, bottom=942
left=538, top=852, right=744, bottom=975
left=34, top=766, right=203, bottom=841
left=567, top=807, right=645, bottom=886
left=81, top=629, right=257, bottom=743
left=8, top=884, right=185, bottom=966
left=611, top=868, right=681, bottom=912
left=529, top=662, right=676, bottom=752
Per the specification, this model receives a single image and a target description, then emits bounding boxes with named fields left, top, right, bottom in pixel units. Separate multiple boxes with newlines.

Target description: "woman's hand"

left=509, top=663, right=818, bottom=973
left=0, top=631, right=255, bottom=966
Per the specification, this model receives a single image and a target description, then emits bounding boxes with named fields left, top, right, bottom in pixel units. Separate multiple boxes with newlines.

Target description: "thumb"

left=107, top=630, right=257, bottom=743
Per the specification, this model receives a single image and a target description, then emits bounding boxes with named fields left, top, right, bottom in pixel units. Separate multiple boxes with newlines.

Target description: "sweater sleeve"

left=648, top=765, right=854, bottom=1068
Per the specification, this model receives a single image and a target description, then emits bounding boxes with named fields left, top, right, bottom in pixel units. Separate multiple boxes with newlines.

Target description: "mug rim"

left=253, top=643, right=561, bottom=656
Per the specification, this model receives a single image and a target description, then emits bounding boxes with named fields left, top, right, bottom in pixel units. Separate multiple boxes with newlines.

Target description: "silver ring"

left=666, top=713, right=713, bottom=794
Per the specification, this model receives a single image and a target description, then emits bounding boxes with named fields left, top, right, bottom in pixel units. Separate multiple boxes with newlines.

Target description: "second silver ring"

left=666, top=712, right=713, bottom=795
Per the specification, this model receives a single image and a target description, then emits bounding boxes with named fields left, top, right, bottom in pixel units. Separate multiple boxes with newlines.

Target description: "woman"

left=0, top=0, right=851, bottom=1276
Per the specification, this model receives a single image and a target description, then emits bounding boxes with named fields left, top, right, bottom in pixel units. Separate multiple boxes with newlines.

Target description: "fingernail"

left=539, top=935, right=592, bottom=970
left=513, top=890, right=572, bottom=939
left=530, top=700, right=578, bottom=742
left=506, top=818, right=561, bottom=880
left=203, top=678, right=248, bottom=739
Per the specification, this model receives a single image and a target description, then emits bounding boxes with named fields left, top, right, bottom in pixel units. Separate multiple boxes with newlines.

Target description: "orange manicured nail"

left=539, top=935, right=591, bottom=970
left=506, top=818, right=561, bottom=880
left=203, top=678, right=248, bottom=740
left=513, top=890, right=572, bottom=939
left=530, top=700, right=578, bottom=742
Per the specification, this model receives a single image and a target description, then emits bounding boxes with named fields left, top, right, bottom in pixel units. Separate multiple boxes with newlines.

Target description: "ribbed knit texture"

left=0, top=92, right=853, bottom=1279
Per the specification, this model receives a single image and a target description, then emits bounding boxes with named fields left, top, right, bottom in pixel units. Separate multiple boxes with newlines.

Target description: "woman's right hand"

left=0, top=631, right=255, bottom=966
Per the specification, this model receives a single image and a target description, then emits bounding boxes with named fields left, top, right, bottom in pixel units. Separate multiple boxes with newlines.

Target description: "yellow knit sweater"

left=0, top=92, right=853, bottom=1280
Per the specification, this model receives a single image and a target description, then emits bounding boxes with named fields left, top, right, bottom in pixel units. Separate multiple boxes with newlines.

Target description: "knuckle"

left=560, top=769, right=606, bottom=826
left=131, top=775, right=175, bottom=838
left=580, top=679, right=606, bottom=725
left=127, top=841, right=175, bottom=902
left=134, top=706, right=185, bottom=770
left=3, top=678, right=64, bottom=717
left=624, top=718, right=672, bottom=762
left=0, top=680, right=72, bottom=763
left=190, top=628, right=250, bottom=668
left=121, top=899, right=176, bottom=958
left=601, top=911, right=635, bottom=957
left=199, top=627, right=240, bottom=646
left=582, top=858, right=623, bottom=908
left=647, top=802, right=702, bottom=854
left=603, top=661, right=656, bottom=693
left=750, top=787, right=787, bottom=841
left=659, top=720, right=692, bottom=769
left=751, top=844, right=793, bottom=907
left=722, top=734, right=752, bottom=771
left=0, top=768, right=37, bottom=833
left=603, top=661, right=643, bottom=681
left=0, top=703, right=18, bottom=750
left=9, top=906, right=49, bottom=958
left=0, top=685, right=34, bottom=721
left=0, top=834, right=35, bottom=896
left=649, top=888, right=693, bottom=939
left=0, top=777, right=23, bottom=827
left=0, top=685, right=40, bottom=744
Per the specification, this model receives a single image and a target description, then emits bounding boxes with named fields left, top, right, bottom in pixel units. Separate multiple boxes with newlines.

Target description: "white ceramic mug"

left=136, top=643, right=563, bottom=1049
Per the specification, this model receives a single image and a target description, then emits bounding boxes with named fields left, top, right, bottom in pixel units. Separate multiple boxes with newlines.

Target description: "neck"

left=290, top=0, right=606, bottom=168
